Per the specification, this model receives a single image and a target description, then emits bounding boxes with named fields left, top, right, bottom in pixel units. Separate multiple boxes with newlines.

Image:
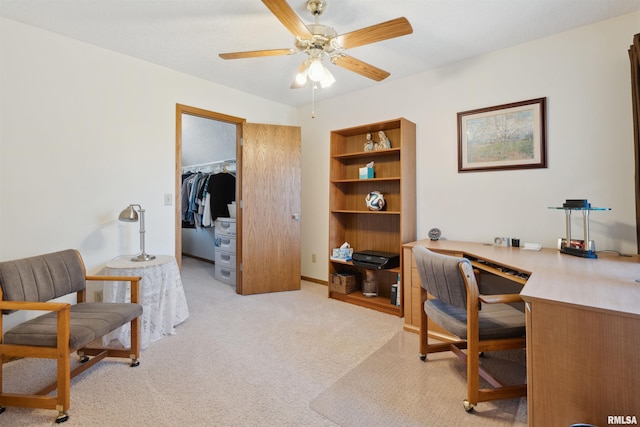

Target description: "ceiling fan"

left=219, top=0, right=413, bottom=89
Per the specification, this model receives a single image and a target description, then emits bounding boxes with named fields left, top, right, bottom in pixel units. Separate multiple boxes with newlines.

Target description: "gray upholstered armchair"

left=413, top=245, right=527, bottom=412
left=0, top=249, right=142, bottom=423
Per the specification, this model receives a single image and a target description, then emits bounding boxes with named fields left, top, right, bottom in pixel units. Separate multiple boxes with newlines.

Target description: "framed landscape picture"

left=457, top=97, right=547, bottom=172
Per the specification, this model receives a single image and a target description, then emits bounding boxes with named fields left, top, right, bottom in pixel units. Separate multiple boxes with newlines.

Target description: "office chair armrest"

left=479, top=293, right=523, bottom=304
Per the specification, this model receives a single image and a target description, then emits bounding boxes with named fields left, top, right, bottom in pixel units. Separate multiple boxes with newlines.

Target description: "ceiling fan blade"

left=262, top=0, right=313, bottom=39
left=219, top=48, right=297, bottom=60
left=332, top=55, right=390, bottom=81
left=334, top=17, right=413, bottom=50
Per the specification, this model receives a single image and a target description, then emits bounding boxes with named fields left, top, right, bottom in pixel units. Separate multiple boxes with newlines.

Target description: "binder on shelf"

left=390, top=283, right=399, bottom=306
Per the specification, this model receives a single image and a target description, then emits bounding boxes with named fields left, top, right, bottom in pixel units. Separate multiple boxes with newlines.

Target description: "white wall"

left=0, top=18, right=297, bottom=275
left=299, top=12, right=640, bottom=281
left=2, top=12, right=639, bottom=289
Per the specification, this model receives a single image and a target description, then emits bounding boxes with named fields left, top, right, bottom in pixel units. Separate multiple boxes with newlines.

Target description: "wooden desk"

left=402, top=239, right=640, bottom=427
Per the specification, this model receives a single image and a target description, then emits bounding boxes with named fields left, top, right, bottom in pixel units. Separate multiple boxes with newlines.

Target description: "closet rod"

left=183, top=158, right=236, bottom=169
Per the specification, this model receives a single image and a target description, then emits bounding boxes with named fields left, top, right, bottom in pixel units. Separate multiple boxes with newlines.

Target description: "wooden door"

left=238, top=123, right=301, bottom=294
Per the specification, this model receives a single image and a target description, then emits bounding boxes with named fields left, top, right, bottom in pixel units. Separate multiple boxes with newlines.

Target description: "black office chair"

left=413, top=245, right=527, bottom=412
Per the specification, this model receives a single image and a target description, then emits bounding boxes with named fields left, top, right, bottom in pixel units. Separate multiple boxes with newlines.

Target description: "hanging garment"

left=207, top=172, right=236, bottom=221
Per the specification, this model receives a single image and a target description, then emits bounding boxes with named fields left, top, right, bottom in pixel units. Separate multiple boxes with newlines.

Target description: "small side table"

left=103, top=255, right=190, bottom=349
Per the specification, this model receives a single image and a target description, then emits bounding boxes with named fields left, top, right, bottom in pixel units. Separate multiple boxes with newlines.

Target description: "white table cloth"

left=103, top=255, right=189, bottom=349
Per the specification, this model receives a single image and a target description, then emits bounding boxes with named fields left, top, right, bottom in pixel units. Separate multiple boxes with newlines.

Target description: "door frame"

left=175, top=104, right=245, bottom=292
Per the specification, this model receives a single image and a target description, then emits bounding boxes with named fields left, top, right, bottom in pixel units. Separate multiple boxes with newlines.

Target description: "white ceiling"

left=2, top=0, right=639, bottom=107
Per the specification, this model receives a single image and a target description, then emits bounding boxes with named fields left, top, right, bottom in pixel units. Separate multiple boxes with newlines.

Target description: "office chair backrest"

left=413, top=245, right=470, bottom=310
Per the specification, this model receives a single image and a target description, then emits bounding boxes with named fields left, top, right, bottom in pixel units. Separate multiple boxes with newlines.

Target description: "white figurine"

left=378, top=131, right=391, bottom=149
left=364, top=133, right=374, bottom=151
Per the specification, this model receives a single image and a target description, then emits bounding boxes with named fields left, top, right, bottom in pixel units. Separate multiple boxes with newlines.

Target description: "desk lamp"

left=118, top=204, right=156, bottom=262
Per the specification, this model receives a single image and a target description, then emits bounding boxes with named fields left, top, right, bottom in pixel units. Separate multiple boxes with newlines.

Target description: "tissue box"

left=359, top=166, right=374, bottom=179
left=331, top=248, right=353, bottom=260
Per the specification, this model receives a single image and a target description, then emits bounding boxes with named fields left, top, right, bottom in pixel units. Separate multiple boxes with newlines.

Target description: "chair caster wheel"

left=79, top=356, right=89, bottom=363
left=463, top=400, right=475, bottom=413
left=130, top=359, right=140, bottom=367
left=55, top=411, right=69, bottom=423
left=419, top=354, right=426, bottom=361
left=0, top=406, right=6, bottom=415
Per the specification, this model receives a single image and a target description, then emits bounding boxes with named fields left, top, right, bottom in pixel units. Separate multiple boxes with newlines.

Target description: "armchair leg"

left=76, top=351, right=89, bottom=363
left=55, top=410, right=69, bottom=424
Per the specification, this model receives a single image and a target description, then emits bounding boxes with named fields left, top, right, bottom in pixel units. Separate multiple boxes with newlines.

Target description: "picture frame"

left=457, top=97, right=547, bottom=172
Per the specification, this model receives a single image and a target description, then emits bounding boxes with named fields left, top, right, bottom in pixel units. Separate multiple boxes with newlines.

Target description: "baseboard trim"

left=301, top=276, right=327, bottom=286
left=183, top=253, right=215, bottom=264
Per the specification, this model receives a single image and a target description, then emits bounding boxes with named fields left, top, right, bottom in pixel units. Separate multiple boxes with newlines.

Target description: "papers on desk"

left=523, top=243, right=542, bottom=251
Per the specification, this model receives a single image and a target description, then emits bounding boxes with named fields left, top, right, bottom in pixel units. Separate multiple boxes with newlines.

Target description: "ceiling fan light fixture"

left=295, top=68, right=309, bottom=85
left=308, top=59, right=325, bottom=82
left=320, top=66, right=335, bottom=88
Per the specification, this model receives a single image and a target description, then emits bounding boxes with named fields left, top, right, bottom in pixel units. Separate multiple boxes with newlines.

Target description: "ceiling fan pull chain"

left=311, top=83, right=317, bottom=119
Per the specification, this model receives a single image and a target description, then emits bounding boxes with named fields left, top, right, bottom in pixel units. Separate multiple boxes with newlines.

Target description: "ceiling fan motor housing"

left=295, top=24, right=338, bottom=54
left=307, top=0, right=327, bottom=16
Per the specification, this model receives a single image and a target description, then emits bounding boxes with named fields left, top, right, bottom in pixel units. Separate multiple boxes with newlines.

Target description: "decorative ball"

left=365, top=191, right=386, bottom=211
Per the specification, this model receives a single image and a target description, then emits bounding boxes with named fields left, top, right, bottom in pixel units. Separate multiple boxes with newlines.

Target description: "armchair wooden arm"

left=478, top=293, right=523, bottom=304
left=0, top=298, right=70, bottom=313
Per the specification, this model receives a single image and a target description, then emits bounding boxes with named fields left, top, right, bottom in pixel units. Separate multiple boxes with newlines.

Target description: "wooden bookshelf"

left=328, top=118, right=416, bottom=316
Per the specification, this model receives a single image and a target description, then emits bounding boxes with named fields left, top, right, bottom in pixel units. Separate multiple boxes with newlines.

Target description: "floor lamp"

left=118, top=204, right=156, bottom=262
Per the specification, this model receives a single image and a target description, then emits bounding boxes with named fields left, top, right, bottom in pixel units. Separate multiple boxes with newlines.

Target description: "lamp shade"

left=320, top=66, right=335, bottom=88
left=118, top=205, right=139, bottom=222
left=308, top=59, right=325, bottom=82
left=295, top=69, right=308, bottom=86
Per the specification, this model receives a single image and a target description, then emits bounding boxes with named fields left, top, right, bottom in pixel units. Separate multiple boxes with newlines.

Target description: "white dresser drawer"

left=215, top=250, right=237, bottom=270
left=214, top=235, right=236, bottom=253
left=215, top=267, right=237, bottom=286
left=215, top=217, right=237, bottom=236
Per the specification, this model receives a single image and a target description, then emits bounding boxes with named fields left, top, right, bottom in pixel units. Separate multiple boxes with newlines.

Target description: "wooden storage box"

left=330, top=273, right=359, bottom=294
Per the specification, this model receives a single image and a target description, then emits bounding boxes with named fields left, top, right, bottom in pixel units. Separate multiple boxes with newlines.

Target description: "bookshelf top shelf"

left=333, top=148, right=401, bottom=160
left=331, top=177, right=400, bottom=183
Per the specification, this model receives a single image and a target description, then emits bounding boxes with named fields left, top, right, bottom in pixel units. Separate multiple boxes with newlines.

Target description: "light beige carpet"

left=310, top=331, right=527, bottom=427
left=0, top=257, right=525, bottom=426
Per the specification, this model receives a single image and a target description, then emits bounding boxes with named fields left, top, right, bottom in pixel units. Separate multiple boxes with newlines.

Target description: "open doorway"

left=176, top=105, right=302, bottom=295
left=174, top=105, right=244, bottom=274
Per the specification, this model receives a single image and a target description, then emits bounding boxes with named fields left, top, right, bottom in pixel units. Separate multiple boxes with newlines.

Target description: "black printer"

left=351, top=250, right=400, bottom=270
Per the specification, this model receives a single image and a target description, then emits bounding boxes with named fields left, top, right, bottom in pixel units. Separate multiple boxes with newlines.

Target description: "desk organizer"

left=549, top=199, right=610, bottom=259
